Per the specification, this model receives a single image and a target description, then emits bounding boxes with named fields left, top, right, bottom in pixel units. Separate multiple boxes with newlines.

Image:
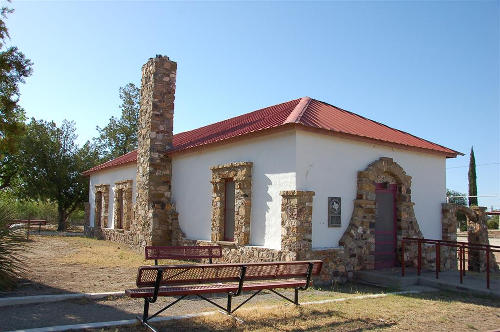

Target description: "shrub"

left=487, top=216, right=499, bottom=230
left=0, top=201, right=26, bottom=290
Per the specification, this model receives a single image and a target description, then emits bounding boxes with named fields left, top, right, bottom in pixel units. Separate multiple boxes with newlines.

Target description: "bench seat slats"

left=126, top=280, right=307, bottom=298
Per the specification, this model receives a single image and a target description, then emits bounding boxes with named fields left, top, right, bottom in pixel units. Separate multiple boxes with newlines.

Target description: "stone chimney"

left=134, top=55, right=177, bottom=247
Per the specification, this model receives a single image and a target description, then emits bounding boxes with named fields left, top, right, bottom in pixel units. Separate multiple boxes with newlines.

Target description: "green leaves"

left=95, top=83, right=139, bottom=160
left=16, top=119, right=95, bottom=231
left=446, top=189, right=467, bottom=206
left=0, top=4, right=33, bottom=190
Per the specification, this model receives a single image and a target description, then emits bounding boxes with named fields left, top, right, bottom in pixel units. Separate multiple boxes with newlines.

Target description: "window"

left=94, top=184, right=109, bottom=228
left=95, top=192, right=103, bottom=227
left=113, top=180, right=133, bottom=231
left=224, top=180, right=235, bottom=241
left=116, top=189, right=123, bottom=229
left=210, top=162, right=252, bottom=245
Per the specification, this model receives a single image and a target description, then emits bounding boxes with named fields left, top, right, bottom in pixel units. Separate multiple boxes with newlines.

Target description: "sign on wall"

left=328, top=197, right=341, bottom=227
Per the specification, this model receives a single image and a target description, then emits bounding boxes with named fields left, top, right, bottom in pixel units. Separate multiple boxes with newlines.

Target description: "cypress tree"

left=468, top=147, right=478, bottom=206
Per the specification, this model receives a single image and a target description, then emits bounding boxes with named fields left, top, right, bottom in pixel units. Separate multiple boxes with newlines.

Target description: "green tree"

left=487, top=215, right=499, bottom=230
left=16, top=119, right=98, bottom=231
left=95, top=83, right=140, bottom=160
left=468, top=147, right=478, bottom=206
left=0, top=4, right=33, bottom=190
left=446, top=189, right=467, bottom=206
left=447, top=189, right=467, bottom=231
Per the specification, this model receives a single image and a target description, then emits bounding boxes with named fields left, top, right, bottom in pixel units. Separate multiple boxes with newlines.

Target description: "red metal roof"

left=83, top=150, right=137, bottom=175
left=83, top=97, right=461, bottom=175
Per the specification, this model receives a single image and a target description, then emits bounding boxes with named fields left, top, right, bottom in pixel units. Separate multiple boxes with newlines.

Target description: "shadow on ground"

left=398, top=289, right=500, bottom=308
left=0, top=280, right=78, bottom=298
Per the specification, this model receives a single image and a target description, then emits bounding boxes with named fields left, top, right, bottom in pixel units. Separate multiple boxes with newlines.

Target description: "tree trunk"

left=57, top=206, right=67, bottom=231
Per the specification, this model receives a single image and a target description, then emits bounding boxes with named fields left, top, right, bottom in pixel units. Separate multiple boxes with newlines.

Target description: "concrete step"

left=354, top=268, right=500, bottom=298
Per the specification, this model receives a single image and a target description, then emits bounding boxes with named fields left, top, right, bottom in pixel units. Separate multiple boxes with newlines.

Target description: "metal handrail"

left=401, top=237, right=499, bottom=289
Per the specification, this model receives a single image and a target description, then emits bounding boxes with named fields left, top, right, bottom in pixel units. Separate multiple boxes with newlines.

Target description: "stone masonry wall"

left=210, top=162, right=252, bottom=245
left=133, top=55, right=178, bottom=248
left=280, top=190, right=314, bottom=255
left=468, top=206, right=498, bottom=272
left=339, top=157, right=423, bottom=271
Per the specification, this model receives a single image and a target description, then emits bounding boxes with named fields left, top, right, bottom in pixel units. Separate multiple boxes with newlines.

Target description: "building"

left=83, top=55, right=465, bottom=281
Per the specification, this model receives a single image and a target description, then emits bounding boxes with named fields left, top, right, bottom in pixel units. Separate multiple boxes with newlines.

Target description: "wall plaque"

left=328, top=197, right=341, bottom=227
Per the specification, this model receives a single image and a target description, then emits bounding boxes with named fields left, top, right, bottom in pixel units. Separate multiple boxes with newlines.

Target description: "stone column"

left=134, top=55, right=177, bottom=247
left=280, top=190, right=314, bottom=260
left=440, top=203, right=458, bottom=270
left=468, top=206, right=498, bottom=271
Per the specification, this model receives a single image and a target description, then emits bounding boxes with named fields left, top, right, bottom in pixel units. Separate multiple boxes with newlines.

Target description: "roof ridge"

left=283, top=97, right=312, bottom=124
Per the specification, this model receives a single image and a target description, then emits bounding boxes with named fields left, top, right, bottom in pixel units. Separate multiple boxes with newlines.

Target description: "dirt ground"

left=0, top=234, right=142, bottom=297
left=1, top=235, right=380, bottom=298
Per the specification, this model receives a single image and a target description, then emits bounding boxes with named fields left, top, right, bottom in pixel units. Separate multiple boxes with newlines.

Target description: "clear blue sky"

left=6, top=0, right=500, bottom=209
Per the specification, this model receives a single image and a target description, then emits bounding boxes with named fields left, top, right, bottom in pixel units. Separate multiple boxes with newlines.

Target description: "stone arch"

left=339, top=157, right=422, bottom=270
left=442, top=204, right=498, bottom=272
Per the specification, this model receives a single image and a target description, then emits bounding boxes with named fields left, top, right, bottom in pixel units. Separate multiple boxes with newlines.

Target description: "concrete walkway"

left=356, top=267, right=500, bottom=298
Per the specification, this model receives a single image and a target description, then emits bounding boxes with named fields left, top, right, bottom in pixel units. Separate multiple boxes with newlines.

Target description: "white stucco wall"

left=295, top=130, right=447, bottom=249
left=88, top=128, right=448, bottom=251
left=171, top=131, right=297, bottom=249
left=88, top=165, right=137, bottom=228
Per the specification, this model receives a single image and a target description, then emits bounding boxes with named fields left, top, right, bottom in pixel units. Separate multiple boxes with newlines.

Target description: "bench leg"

left=294, top=288, right=299, bottom=305
left=227, top=294, right=232, bottom=313
left=143, top=299, right=150, bottom=322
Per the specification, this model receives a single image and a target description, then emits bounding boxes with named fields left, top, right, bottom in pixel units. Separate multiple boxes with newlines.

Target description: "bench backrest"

left=136, top=260, right=323, bottom=287
left=10, top=219, right=47, bottom=225
left=145, top=246, right=222, bottom=263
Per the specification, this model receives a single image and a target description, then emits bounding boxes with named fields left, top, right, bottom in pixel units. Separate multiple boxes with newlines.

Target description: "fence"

left=401, top=237, right=500, bottom=289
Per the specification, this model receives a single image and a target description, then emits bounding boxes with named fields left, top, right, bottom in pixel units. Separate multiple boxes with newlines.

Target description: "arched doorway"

left=339, top=157, right=423, bottom=271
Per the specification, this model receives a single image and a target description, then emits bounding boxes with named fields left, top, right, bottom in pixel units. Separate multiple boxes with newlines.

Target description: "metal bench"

left=145, top=245, right=222, bottom=265
left=126, top=260, right=322, bottom=331
left=9, top=219, right=47, bottom=234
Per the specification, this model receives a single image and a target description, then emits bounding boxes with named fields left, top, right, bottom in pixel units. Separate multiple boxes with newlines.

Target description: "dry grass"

left=100, top=291, right=499, bottom=332
left=4, top=235, right=194, bottom=295
left=55, top=237, right=147, bottom=268
left=55, top=236, right=183, bottom=268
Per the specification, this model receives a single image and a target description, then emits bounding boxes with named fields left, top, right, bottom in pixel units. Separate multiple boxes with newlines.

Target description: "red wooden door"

left=374, top=183, right=397, bottom=269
